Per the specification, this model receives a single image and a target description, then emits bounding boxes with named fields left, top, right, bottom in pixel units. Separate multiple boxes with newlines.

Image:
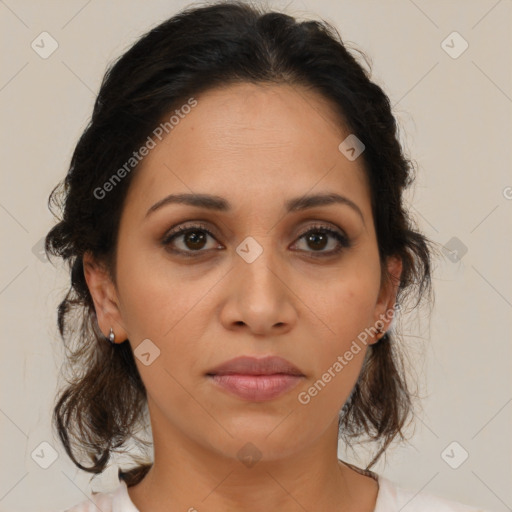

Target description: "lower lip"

left=208, top=374, right=304, bottom=401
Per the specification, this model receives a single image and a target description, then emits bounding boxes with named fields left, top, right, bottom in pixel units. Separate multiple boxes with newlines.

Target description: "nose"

left=219, top=247, right=297, bottom=337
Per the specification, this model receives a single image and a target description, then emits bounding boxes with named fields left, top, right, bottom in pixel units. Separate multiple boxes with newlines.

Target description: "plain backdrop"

left=0, top=1, right=511, bottom=511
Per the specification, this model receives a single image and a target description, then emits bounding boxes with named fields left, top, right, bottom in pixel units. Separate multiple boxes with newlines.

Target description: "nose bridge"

left=224, top=231, right=297, bottom=334
left=235, top=233, right=282, bottom=298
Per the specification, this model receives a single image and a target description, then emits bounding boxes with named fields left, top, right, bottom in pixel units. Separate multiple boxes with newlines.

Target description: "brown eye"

left=304, top=231, right=329, bottom=251
left=162, top=223, right=221, bottom=256
left=161, top=222, right=350, bottom=259
left=292, top=224, right=351, bottom=257
left=180, top=230, right=208, bottom=250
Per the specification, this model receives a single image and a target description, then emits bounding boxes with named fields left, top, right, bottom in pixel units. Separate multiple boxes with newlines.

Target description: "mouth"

left=206, top=355, right=305, bottom=402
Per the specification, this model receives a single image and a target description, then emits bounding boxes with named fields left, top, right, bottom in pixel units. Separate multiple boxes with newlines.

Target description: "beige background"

left=1, top=0, right=511, bottom=511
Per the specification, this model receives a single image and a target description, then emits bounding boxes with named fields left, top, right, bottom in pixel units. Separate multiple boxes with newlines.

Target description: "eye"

left=161, top=222, right=351, bottom=258
left=161, top=223, right=221, bottom=257
left=291, top=223, right=351, bottom=257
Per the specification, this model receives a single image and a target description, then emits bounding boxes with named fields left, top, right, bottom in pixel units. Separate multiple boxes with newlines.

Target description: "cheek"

left=115, top=248, right=215, bottom=385
left=115, top=242, right=196, bottom=339
left=318, top=275, right=380, bottom=343
left=304, top=272, right=379, bottom=397
left=299, top=296, right=372, bottom=417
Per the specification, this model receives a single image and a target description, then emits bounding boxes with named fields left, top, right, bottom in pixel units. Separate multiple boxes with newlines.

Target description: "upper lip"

left=206, top=355, right=304, bottom=376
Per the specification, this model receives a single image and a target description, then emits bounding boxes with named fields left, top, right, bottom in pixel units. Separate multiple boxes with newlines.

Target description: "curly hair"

left=45, top=0, right=435, bottom=488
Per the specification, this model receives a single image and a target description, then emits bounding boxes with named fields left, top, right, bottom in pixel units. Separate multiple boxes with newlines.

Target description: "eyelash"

left=161, top=222, right=351, bottom=258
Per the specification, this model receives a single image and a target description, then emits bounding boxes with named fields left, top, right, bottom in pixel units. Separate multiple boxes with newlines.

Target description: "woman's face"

left=86, top=82, right=401, bottom=463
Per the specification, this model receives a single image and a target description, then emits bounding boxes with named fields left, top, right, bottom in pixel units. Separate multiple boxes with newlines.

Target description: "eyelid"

left=161, top=221, right=217, bottom=244
left=294, top=222, right=346, bottom=239
left=291, top=223, right=350, bottom=254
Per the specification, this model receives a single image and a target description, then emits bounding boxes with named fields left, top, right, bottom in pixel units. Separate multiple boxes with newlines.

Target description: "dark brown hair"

left=45, top=0, right=435, bottom=487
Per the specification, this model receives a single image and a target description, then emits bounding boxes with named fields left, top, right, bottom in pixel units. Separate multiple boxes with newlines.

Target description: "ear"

left=83, top=251, right=128, bottom=344
left=369, top=255, right=402, bottom=345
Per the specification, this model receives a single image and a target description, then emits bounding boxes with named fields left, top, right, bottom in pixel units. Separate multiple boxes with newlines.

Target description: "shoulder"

left=60, top=491, right=115, bottom=512
left=61, top=494, right=112, bottom=512
left=375, top=475, right=487, bottom=512
left=60, top=480, right=135, bottom=512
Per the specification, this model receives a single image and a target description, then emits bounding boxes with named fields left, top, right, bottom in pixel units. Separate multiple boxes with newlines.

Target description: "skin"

left=84, top=82, right=402, bottom=512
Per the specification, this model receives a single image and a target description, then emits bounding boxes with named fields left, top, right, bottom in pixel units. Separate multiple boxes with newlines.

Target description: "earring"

left=108, top=327, right=115, bottom=344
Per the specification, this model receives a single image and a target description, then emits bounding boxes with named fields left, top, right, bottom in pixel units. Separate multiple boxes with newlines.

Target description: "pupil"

left=186, top=231, right=206, bottom=249
left=308, top=232, right=327, bottom=250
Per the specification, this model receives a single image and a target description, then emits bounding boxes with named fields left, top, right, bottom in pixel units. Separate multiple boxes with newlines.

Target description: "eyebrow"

left=145, top=192, right=365, bottom=224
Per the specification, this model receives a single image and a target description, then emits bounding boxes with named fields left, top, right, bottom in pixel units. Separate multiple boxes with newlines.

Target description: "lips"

left=206, top=355, right=304, bottom=377
left=206, top=355, right=305, bottom=402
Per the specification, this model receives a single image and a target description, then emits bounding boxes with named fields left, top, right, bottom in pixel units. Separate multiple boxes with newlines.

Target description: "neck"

left=126, top=421, right=379, bottom=512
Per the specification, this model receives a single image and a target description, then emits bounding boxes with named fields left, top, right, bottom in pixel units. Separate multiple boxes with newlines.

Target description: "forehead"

left=124, top=82, right=371, bottom=218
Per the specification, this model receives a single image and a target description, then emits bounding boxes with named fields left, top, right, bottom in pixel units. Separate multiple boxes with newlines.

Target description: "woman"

left=45, top=1, right=484, bottom=511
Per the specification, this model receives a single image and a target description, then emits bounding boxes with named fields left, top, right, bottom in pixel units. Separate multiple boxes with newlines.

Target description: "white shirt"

left=62, top=473, right=487, bottom=511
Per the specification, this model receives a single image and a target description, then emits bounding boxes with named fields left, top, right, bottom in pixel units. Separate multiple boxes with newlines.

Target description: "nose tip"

left=219, top=245, right=298, bottom=336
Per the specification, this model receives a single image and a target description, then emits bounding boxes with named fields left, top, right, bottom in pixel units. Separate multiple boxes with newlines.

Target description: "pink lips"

left=206, top=355, right=305, bottom=401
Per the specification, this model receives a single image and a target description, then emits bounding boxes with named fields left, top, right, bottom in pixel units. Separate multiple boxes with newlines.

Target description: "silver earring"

left=108, top=327, right=115, bottom=344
